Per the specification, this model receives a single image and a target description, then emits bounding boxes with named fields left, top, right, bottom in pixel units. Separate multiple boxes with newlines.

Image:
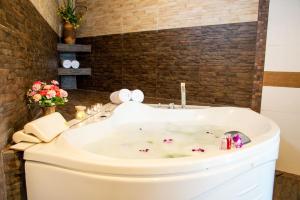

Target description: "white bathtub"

left=24, top=102, right=280, bottom=200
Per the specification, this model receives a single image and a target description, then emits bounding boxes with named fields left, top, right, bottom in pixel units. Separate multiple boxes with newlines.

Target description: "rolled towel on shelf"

left=110, top=89, right=132, bottom=104
left=71, top=60, right=80, bottom=69
left=62, top=60, right=72, bottom=68
left=131, top=89, right=144, bottom=103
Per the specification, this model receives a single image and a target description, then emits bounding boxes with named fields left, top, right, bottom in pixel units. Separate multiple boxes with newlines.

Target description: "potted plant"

left=57, top=0, right=87, bottom=44
left=27, top=80, right=68, bottom=116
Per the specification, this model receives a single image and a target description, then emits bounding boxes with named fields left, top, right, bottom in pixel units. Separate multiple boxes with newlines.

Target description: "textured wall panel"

left=76, top=0, right=259, bottom=37
left=252, top=0, right=269, bottom=112
left=77, top=22, right=257, bottom=108
left=29, top=0, right=60, bottom=34
left=0, top=0, right=58, bottom=197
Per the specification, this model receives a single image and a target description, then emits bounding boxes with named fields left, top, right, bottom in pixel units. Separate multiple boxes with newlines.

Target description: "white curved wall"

left=262, top=0, right=300, bottom=175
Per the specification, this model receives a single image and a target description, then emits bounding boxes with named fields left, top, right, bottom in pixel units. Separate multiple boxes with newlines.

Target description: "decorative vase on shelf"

left=42, top=106, right=56, bottom=116
left=63, top=22, right=76, bottom=44
left=57, top=0, right=87, bottom=44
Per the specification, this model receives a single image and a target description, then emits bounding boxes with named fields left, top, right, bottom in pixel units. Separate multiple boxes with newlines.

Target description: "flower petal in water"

left=233, top=134, right=243, bottom=148
left=192, top=148, right=205, bottom=152
left=139, top=148, right=150, bottom=152
left=163, top=138, right=173, bottom=144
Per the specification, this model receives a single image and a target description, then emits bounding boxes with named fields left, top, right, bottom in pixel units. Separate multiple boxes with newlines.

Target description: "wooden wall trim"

left=263, top=71, right=300, bottom=88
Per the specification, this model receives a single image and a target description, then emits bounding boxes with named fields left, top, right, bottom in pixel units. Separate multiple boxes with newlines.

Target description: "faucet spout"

left=181, top=82, right=186, bottom=108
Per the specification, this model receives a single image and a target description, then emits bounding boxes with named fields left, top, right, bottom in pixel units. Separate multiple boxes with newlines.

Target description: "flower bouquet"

left=27, top=80, right=68, bottom=115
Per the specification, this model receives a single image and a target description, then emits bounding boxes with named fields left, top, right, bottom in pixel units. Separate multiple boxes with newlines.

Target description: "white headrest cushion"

left=24, top=112, right=68, bottom=142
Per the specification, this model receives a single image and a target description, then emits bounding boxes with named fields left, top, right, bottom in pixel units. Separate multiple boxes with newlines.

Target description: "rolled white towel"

left=110, top=89, right=132, bottom=104
left=71, top=60, right=80, bottom=69
left=131, top=89, right=144, bottom=103
left=62, top=60, right=72, bottom=68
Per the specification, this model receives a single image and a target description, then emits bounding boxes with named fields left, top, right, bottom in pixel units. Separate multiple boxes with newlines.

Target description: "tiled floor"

left=57, top=89, right=300, bottom=200
left=273, top=171, right=300, bottom=200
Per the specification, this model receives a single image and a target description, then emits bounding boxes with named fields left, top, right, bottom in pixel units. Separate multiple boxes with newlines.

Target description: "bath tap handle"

left=181, top=82, right=186, bottom=108
left=169, top=103, right=175, bottom=109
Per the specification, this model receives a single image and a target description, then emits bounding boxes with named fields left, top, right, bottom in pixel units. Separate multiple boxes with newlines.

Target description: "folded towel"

left=71, top=60, right=80, bottom=69
left=110, top=89, right=132, bottom=104
left=62, top=60, right=72, bottom=68
left=131, top=89, right=144, bottom=103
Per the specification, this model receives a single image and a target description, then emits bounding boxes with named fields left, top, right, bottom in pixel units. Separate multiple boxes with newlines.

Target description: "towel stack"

left=110, top=89, right=144, bottom=104
left=62, top=60, right=80, bottom=69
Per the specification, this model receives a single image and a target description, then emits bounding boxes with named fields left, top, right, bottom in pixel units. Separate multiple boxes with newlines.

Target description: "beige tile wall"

left=76, top=0, right=259, bottom=37
left=29, top=0, right=61, bottom=34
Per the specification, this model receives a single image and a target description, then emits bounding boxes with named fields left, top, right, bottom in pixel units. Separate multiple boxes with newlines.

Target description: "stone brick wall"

left=76, top=0, right=259, bottom=37
left=75, top=0, right=269, bottom=112
left=77, top=22, right=258, bottom=109
left=0, top=0, right=58, bottom=199
left=1, top=150, right=26, bottom=200
left=252, top=0, right=270, bottom=112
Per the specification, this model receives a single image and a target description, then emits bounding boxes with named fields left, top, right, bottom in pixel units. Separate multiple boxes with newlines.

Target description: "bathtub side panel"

left=25, top=161, right=276, bottom=200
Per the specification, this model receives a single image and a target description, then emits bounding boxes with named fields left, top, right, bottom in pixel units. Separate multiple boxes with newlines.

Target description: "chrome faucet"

left=181, top=82, right=186, bottom=108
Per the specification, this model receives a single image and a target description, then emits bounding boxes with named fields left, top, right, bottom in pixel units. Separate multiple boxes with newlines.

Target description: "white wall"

left=264, top=0, right=300, bottom=72
left=261, top=0, right=300, bottom=175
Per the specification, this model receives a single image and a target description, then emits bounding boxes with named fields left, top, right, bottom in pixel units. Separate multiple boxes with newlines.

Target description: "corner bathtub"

left=24, top=102, right=280, bottom=200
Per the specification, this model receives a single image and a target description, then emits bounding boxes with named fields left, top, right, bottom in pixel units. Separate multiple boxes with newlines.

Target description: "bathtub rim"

left=24, top=105, right=280, bottom=176
left=24, top=132, right=279, bottom=176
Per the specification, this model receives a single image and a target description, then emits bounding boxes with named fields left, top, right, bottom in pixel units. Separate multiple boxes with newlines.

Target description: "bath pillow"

left=24, top=112, right=68, bottom=142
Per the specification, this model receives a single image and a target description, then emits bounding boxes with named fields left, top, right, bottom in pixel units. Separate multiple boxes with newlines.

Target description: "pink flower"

left=27, top=90, right=36, bottom=97
left=46, top=90, right=56, bottom=99
left=60, top=89, right=68, bottom=98
left=51, top=80, right=59, bottom=85
left=56, top=90, right=61, bottom=97
left=33, top=81, right=42, bottom=85
left=32, top=94, right=42, bottom=102
left=43, top=85, right=52, bottom=90
left=52, top=85, right=59, bottom=91
left=39, top=90, right=47, bottom=96
left=233, top=134, right=243, bottom=148
left=32, top=83, right=41, bottom=91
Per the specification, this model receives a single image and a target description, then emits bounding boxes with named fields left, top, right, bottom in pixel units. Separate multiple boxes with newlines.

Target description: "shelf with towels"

left=57, top=43, right=92, bottom=89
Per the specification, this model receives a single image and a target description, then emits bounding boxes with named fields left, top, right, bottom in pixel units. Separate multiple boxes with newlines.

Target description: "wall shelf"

left=58, top=68, right=91, bottom=76
left=57, top=43, right=92, bottom=89
left=57, top=43, right=92, bottom=52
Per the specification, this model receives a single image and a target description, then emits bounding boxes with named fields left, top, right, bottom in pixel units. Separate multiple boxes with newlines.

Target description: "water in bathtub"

left=84, top=122, right=235, bottom=159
